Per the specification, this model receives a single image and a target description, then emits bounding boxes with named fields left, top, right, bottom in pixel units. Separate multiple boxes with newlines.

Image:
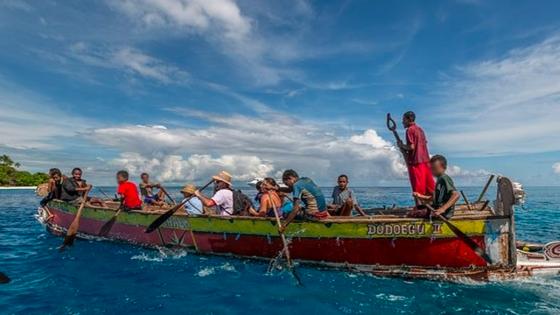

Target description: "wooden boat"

left=37, top=176, right=560, bottom=281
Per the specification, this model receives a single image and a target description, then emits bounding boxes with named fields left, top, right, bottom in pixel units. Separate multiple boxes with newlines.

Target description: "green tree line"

left=0, top=155, right=49, bottom=186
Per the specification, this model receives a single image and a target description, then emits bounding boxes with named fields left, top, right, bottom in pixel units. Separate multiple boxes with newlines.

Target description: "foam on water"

left=1, top=187, right=559, bottom=314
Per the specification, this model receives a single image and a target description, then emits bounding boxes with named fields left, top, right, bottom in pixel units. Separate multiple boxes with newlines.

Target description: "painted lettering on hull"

left=367, top=223, right=442, bottom=236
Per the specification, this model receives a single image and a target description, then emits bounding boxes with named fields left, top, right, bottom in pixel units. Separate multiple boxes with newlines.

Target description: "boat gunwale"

left=47, top=199, right=508, bottom=224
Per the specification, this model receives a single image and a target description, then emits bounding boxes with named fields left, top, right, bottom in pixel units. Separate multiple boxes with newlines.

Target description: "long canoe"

left=37, top=176, right=560, bottom=281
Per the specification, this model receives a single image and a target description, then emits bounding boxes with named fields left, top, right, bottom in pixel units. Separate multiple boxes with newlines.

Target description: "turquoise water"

left=1, top=187, right=559, bottom=314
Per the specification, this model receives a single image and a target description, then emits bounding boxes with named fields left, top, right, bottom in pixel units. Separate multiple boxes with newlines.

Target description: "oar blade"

left=441, top=216, right=492, bottom=264
left=0, top=272, right=10, bottom=284
left=145, top=207, right=176, bottom=233
left=291, top=266, right=303, bottom=287
left=59, top=234, right=76, bottom=251
left=98, top=216, right=118, bottom=237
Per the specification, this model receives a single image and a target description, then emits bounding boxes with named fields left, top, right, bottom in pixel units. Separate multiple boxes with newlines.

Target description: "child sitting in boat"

left=116, top=170, right=142, bottom=211
left=412, top=155, right=460, bottom=219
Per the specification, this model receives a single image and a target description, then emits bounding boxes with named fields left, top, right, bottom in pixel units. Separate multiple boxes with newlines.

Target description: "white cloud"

left=0, top=0, right=32, bottom=11
left=446, top=165, right=490, bottom=179
left=112, top=152, right=273, bottom=182
left=553, top=162, right=560, bottom=175
left=111, top=0, right=251, bottom=41
left=67, top=44, right=189, bottom=84
left=431, top=34, right=560, bottom=156
left=109, top=0, right=284, bottom=85
left=89, top=112, right=408, bottom=184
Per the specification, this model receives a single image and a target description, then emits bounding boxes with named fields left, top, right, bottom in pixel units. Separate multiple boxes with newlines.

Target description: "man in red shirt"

left=116, top=170, right=142, bottom=211
left=398, top=111, right=435, bottom=197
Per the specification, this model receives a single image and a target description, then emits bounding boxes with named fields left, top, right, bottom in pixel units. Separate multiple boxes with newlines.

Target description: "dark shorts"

left=143, top=195, right=160, bottom=204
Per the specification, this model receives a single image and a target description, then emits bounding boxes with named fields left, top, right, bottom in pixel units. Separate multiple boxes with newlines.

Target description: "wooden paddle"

left=60, top=189, right=90, bottom=250
left=145, top=180, right=214, bottom=233
left=268, top=192, right=302, bottom=286
left=97, top=199, right=124, bottom=237
left=425, top=204, right=492, bottom=264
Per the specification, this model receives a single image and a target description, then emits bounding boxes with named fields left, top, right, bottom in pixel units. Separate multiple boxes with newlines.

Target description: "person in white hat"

left=180, top=184, right=204, bottom=215
left=195, top=171, right=234, bottom=216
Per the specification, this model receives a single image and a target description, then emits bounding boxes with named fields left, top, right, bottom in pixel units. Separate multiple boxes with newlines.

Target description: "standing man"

left=398, top=111, right=435, bottom=197
left=328, top=174, right=366, bottom=216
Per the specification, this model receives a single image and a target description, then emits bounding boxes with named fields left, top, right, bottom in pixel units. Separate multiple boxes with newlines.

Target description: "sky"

left=1, top=0, right=560, bottom=186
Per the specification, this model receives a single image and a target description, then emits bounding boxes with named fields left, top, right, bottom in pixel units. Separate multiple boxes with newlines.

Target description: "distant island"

left=0, top=155, right=49, bottom=187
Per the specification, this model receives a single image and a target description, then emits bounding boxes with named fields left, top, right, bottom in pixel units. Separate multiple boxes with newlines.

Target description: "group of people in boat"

left=40, top=111, right=460, bottom=220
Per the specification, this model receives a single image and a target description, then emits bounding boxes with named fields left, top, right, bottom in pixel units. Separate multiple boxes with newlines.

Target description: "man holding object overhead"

left=398, top=111, right=435, bottom=196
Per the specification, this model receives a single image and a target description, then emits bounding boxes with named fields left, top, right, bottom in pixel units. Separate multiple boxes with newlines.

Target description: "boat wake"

left=196, top=262, right=237, bottom=278
left=131, top=247, right=189, bottom=262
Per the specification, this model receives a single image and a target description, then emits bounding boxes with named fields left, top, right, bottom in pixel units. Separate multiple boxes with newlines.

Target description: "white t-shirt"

left=211, top=189, right=233, bottom=216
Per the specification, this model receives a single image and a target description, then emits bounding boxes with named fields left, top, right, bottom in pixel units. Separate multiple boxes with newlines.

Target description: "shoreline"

left=0, top=186, right=37, bottom=190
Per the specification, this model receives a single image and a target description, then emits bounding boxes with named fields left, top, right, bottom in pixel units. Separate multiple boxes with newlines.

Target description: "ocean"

left=1, top=186, right=559, bottom=314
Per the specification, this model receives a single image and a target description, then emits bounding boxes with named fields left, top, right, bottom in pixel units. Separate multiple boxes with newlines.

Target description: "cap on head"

left=212, top=171, right=232, bottom=186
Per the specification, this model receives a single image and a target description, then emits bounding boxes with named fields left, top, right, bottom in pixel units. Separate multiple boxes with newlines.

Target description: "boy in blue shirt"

left=281, top=169, right=328, bottom=230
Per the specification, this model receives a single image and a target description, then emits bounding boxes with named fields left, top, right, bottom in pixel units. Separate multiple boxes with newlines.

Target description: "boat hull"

left=39, top=201, right=560, bottom=280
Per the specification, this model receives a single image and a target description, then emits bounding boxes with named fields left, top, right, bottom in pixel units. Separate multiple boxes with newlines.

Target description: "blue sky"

left=1, top=0, right=560, bottom=186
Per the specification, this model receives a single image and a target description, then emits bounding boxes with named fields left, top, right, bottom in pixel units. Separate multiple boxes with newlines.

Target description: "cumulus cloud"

left=89, top=112, right=407, bottom=184
left=431, top=34, right=560, bottom=156
left=112, top=152, right=274, bottom=182
left=553, top=162, right=560, bottom=175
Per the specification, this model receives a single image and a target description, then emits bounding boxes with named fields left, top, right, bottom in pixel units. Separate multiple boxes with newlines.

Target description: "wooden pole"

left=268, top=192, right=302, bottom=286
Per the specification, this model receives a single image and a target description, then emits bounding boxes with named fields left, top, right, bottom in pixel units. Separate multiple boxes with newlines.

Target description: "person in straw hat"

left=180, top=184, right=204, bottom=215
left=195, top=171, right=234, bottom=216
